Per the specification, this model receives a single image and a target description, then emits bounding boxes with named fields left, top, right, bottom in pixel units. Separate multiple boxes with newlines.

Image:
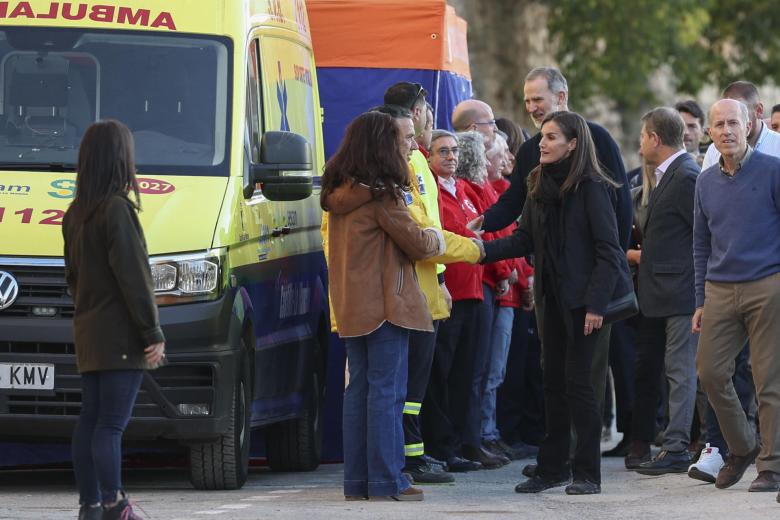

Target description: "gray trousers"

left=631, top=315, right=698, bottom=452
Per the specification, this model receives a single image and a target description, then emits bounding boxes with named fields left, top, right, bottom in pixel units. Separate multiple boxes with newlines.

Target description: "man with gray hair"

left=694, top=98, right=780, bottom=499
left=623, top=107, right=700, bottom=475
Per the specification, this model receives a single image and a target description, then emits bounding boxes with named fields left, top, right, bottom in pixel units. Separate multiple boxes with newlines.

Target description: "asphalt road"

left=1, top=437, right=778, bottom=520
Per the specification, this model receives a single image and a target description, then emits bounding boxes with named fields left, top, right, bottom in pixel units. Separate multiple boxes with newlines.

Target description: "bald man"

left=694, top=98, right=780, bottom=497
left=452, top=99, right=497, bottom=148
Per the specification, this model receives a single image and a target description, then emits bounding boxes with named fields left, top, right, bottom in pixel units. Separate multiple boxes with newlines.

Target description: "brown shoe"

left=715, top=445, right=760, bottom=489
left=748, top=471, right=780, bottom=492
left=624, top=441, right=651, bottom=470
left=369, top=486, right=424, bottom=501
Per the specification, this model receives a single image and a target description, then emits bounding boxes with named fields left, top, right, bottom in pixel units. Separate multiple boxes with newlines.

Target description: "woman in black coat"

left=481, top=111, right=632, bottom=495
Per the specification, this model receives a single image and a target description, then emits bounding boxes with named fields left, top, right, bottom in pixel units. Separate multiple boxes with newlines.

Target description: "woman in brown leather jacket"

left=321, top=111, right=443, bottom=501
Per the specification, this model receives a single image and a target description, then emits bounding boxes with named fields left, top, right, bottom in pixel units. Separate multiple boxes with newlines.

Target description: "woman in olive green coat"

left=63, top=120, right=165, bottom=520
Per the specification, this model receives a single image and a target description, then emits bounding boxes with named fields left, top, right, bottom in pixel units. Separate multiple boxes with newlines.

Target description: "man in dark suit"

left=623, top=107, right=700, bottom=475
left=478, top=68, right=631, bottom=477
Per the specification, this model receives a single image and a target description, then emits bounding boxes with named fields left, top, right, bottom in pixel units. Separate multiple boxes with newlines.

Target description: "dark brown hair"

left=320, top=111, right=409, bottom=210
left=68, top=119, right=139, bottom=225
left=528, top=111, right=618, bottom=199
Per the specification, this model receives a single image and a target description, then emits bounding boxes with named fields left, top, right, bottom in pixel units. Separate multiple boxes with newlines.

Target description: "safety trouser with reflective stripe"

left=403, top=322, right=439, bottom=466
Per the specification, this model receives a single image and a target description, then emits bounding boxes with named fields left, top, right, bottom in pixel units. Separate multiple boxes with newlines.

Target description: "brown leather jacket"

left=324, top=182, right=443, bottom=338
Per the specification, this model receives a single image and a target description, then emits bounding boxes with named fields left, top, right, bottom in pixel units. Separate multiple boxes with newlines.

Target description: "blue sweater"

left=693, top=151, right=780, bottom=307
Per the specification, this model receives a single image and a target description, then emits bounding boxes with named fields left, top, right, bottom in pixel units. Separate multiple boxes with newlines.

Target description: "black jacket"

left=483, top=177, right=632, bottom=316
left=63, top=195, right=164, bottom=373
left=483, top=121, right=632, bottom=251
left=636, top=153, right=699, bottom=317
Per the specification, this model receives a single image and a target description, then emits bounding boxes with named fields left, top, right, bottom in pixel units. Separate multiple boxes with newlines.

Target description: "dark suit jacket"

left=482, top=121, right=632, bottom=251
left=636, top=152, right=699, bottom=318
left=483, top=177, right=632, bottom=316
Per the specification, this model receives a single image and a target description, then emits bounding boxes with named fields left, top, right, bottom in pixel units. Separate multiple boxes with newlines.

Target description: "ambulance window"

left=0, top=28, right=232, bottom=176
left=257, top=36, right=317, bottom=174
left=246, top=39, right=262, bottom=163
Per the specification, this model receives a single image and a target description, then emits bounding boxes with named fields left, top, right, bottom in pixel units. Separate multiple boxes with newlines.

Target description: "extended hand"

left=471, top=238, right=485, bottom=262
left=466, top=215, right=484, bottom=237
left=583, top=312, right=603, bottom=336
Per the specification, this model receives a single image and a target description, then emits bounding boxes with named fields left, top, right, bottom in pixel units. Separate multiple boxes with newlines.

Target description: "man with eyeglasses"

left=452, top=99, right=498, bottom=148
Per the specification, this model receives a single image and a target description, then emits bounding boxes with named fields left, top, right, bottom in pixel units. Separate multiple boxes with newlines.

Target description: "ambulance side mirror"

left=244, top=131, right=313, bottom=201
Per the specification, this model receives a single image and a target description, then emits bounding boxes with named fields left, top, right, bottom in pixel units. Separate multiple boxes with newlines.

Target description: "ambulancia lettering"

left=0, top=2, right=177, bottom=30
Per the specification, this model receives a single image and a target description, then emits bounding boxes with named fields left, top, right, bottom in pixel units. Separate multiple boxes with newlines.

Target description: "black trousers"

left=422, top=299, right=480, bottom=460
left=631, top=316, right=667, bottom=443
left=536, top=298, right=601, bottom=484
left=403, top=322, right=439, bottom=468
left=609, top=318, right=637, bottom=434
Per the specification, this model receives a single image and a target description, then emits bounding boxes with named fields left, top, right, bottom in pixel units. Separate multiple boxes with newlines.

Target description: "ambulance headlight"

left=149, top=250, right=223, bottom=305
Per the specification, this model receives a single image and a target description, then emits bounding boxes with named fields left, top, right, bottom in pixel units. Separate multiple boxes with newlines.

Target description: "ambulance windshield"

left=0, top=28, right=232, bottom=176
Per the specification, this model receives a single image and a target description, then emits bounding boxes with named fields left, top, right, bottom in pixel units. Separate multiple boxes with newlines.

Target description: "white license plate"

left=0, top=363, right=55, bottom=390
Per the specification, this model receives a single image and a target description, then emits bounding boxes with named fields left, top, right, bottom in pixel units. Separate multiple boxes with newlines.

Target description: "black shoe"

left=504, top=440, right=539, bottom=461
left=624, top=441, right=651, bottom=470
left=462, top=444, right=509, bottom=469
left=446, top=455, right=482, bottom=472
left=405, top=464, right=455, bottom=484
left=77, top=504, right=102, bottom=520
left=635, top=449, right=692, bottom=475
left=422, top=454, right=447, bottom=470
left=602, top=437, right=631, bottom=457
left=522, top=463, right=537, bottom=478
left=102, top=495, right=143, bottom=520
left=515, top=475, right=569, bottom=494
left=565, top=480, right=601, bottom=495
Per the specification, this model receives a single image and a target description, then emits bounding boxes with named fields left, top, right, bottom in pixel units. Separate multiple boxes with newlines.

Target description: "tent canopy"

left=307, top=0, right=473, bottom=158
left=307, top=0, right=470, bottom=79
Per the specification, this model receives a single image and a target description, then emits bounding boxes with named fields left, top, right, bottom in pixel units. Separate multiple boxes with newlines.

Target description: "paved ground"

left=1, top=436, right=778, bottom=520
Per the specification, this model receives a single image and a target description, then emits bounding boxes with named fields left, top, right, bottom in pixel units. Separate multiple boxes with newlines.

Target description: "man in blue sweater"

left=693, top=98, right=780, bottom=501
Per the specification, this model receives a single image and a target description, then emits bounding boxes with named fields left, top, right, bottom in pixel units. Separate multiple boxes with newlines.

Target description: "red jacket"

left=437, top=176, right=484, bottom=301
left=463, top=179, right=512, bottom=290
left=490, top=178, right=533, bottom=308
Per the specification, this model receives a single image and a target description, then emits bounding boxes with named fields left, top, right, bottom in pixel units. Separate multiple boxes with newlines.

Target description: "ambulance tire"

left=189, top=350, right=251, bottom=490
left=266, top=361, right=322, bottom=472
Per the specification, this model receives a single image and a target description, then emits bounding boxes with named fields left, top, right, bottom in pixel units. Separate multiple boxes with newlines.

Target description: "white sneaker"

left=688, top=443, right=724, bottom=483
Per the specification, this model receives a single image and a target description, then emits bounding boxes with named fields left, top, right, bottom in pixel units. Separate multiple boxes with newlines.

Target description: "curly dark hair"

left=320, top=111, right=409, bottom=210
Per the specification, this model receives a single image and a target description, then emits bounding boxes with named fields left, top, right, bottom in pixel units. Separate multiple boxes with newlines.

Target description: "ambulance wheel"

left=189, top=349, right=251, bottom=490
left=266, top=359, right=323, bottom=472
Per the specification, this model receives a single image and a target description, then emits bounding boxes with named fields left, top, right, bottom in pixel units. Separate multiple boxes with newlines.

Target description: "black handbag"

left=603, top=291, right=639, bottom=324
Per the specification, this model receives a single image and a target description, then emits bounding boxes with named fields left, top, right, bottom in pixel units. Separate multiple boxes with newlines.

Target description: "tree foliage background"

left=546, top=0, right=780, bottom=112
left=450, top=0, right=780, bottom=163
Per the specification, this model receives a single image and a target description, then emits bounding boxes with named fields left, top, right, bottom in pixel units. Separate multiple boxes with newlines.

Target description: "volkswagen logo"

left=0, top=271, right=19, bottom=311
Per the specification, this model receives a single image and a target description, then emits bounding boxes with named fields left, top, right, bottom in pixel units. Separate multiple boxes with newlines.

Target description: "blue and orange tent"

left=306, top=0, right=473, bottom=158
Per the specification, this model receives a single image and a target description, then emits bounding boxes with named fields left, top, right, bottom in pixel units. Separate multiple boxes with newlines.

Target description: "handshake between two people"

left=466, top=215, right=486, bottom=262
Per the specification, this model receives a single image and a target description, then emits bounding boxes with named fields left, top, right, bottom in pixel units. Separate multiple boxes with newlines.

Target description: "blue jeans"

left=72, top=369, right=143, bottom=505
left=342, top=322, right=410, bottom=497
left=482, top=306, right=514, bottom=441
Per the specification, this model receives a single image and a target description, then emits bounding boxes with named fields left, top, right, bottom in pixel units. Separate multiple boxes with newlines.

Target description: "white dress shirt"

left=654, top=149, right=688, bottom=186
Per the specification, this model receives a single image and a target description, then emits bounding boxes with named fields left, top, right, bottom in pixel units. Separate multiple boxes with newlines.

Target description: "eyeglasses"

left=474, top=119, right=497, bottom=127
left=408, top=83, right=425, bottom=109
left=435, top=147, right=459, bottom=157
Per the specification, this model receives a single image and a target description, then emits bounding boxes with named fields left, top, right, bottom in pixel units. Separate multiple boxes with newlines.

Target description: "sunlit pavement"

left=1, top=436, right=778, bottom=520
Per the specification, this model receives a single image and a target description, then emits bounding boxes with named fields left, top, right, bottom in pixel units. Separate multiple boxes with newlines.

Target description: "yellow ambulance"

left=0, top=0, right=328, bottom=490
